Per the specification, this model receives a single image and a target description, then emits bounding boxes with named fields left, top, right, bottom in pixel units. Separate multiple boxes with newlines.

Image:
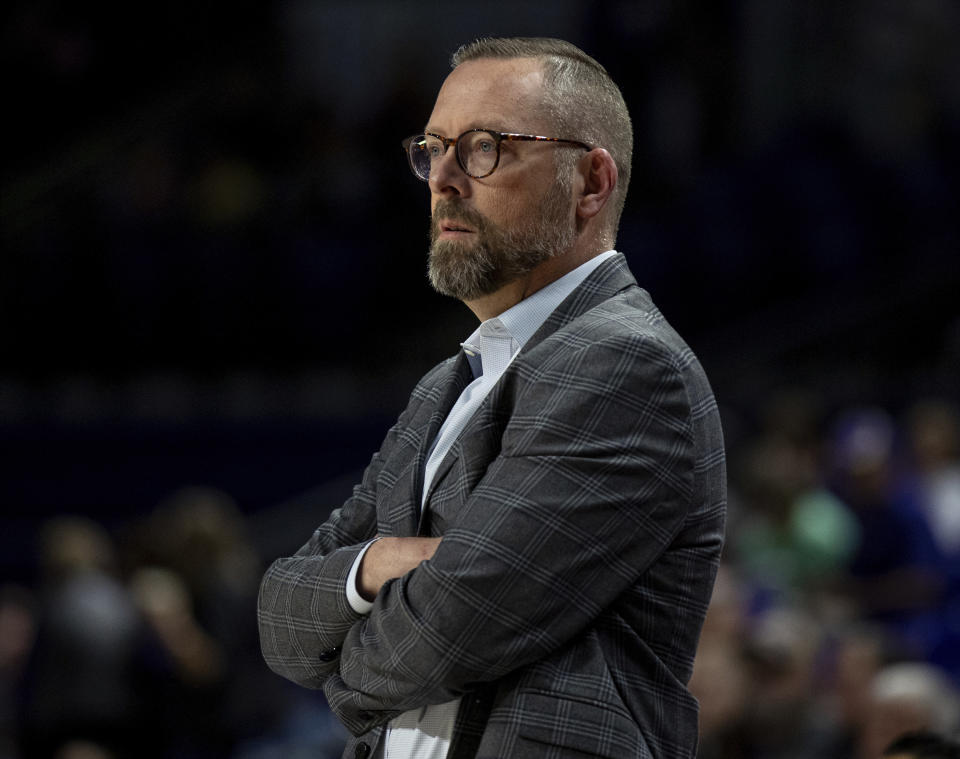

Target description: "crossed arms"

left=357, top=537, right=441, bottom=602
left=257, top=332, right=698, bottom=735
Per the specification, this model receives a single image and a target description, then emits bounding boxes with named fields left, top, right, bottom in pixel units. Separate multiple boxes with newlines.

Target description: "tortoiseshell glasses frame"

left=403, top=128, right=593, bottom=181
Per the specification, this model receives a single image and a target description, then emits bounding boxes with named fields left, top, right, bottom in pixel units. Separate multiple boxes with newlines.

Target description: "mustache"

left=430, top=200, right=491, bottom=239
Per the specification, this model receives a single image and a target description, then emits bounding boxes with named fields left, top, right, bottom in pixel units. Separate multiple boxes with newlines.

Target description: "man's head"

left=449, top=37, right=633, bottom=219
left=417, top=37, right=633, bottom=309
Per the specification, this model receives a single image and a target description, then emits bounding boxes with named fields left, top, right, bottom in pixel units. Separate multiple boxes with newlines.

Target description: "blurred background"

left=1, top=1, right=959, bottom=758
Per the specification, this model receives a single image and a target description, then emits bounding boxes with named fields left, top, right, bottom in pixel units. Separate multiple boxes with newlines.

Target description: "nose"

left=428, top=145, right=470, bottom=198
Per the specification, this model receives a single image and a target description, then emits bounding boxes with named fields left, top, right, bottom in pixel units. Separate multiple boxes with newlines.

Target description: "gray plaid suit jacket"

left=258, top=253, right=726, bottom=759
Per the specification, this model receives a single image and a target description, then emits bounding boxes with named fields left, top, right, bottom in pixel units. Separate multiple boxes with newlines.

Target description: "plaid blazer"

left=258, top=254, right=726, bottom=759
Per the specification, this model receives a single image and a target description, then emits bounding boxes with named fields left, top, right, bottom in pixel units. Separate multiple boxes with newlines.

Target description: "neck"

left=463, top=246, right=605, bottom=322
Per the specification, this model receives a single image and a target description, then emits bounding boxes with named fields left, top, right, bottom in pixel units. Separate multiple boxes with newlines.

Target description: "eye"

left=423, top=137, right=445, bottom=158
left=462, top=131, right=497, bottom=156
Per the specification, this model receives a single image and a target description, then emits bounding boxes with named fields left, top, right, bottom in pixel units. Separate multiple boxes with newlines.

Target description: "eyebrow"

left=422, top=124, right=513, bottom=137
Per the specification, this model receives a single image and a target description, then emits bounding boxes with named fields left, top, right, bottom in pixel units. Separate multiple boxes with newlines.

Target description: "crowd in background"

left=693, top=396, right=960, bottom=759
left=0, top=487, right=350, bottom=759
left=2, top=394, right=959, bottom=759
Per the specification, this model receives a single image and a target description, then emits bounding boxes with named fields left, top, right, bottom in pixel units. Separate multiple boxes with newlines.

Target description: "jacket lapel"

left=524, top=252, right=637, bottom=354
left=376, top=353, right=474, bottom=537
left=419, top=253, right=639, bottom=519
left=411, top=352, right=474, bottom=527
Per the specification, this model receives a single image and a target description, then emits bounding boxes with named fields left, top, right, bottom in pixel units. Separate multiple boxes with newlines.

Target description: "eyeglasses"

left=402, top=128, right=592, bottom=181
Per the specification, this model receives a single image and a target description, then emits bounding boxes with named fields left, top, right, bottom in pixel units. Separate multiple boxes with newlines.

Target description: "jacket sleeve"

left=256, top=357, right=459, bottom=692
left=324, top=332, right=705, bottom=733
left=256, top=447, right=384, bottom=688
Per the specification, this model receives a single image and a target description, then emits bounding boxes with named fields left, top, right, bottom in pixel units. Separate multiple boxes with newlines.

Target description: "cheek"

left=473, top=159, right=562, bottom=228
left=479, top=186, right=541, bottom=229
left=486, top=196, right=525, bottom=226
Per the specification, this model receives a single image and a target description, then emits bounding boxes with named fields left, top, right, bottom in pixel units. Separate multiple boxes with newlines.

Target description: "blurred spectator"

left=883, top=731, right=960, bottom=759
left=132, top=486, right=261, bottom=607
left=17, top=517, right=150, bottom=759
left=824, top=624, right=892, bottom=757
left=13, top=490, right=348, bottom=759
left=729, top=388, right=858, bottom=614
left=698, top=563, right=749, bottom=650
left=127, top=487, right=291, bottom=748
left=859, top=663, right=960, bottom=759
left=51, top=742, right=114, bottom=759
left=129, top=567, right=223, bottom=688
left=122, top=486, right=348, bottom=757
left=689, top=565, right=750, bottom=758
left=829, top=408, right=946, bottom=660
left=738, top=607, right=842, bottom=758
left=734, top=431, right=858, bottom=597
left=906, top=401, right=960, bottom=563
left=0, top=585, right=36, bottom=759
left=905, top=400, right=960, bottom=680
left=126, top=563, right=234, bottom=759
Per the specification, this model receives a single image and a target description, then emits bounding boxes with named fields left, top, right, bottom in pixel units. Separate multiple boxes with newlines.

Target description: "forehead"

left=427, top=57, right=549, bottom=135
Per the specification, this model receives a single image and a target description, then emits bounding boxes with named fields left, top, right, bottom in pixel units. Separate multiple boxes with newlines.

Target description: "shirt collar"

left=460, top=249, right=618, bottom=375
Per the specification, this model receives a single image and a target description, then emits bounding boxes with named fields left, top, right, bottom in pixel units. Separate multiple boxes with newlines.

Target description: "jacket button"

left=354, top=743, right=370, bottom=758
left=318, top=647, right=340, bottom=662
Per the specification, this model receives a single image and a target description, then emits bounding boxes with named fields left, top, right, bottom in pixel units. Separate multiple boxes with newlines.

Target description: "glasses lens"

left=407, top=136, right=432, bottom=180
left=457, top=131, right=498, bottom=178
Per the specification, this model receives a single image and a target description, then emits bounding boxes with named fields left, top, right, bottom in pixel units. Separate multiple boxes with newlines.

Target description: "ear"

left=575, top=148, right=617, bottom=221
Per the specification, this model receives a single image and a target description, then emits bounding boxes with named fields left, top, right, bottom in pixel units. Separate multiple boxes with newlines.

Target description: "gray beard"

left=427, top=184, right=575, bottom=302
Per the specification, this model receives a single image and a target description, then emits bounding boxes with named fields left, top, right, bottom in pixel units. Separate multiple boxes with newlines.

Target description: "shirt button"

left=354, top=743, right=371, bottom=758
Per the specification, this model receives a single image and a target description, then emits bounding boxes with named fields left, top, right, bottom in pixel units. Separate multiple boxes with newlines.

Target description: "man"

left=258, top=37, right=726, bottom=759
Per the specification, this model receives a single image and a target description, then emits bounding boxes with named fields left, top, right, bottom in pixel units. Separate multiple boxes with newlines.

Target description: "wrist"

left=347, top=537, right=383, bottom=612
left=357, top=536, right=389, bottom=601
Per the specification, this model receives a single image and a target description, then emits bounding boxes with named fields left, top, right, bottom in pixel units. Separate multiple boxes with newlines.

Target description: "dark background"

left=2, top=1, right=960, bottom=757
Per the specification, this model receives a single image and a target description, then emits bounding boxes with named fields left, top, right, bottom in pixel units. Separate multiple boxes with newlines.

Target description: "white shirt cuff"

left=346, top=538, right=381, bottom=614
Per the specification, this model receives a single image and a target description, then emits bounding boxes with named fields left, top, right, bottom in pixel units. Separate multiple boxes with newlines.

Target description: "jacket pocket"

left=515, top=690, right=648, bottom=758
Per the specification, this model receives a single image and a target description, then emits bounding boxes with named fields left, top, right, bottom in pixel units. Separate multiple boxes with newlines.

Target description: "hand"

left=357, top=536, right=441, bottom=601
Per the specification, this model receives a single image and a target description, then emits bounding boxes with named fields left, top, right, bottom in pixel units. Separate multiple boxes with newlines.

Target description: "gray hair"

left=451, top=37, right=633, bottom=238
